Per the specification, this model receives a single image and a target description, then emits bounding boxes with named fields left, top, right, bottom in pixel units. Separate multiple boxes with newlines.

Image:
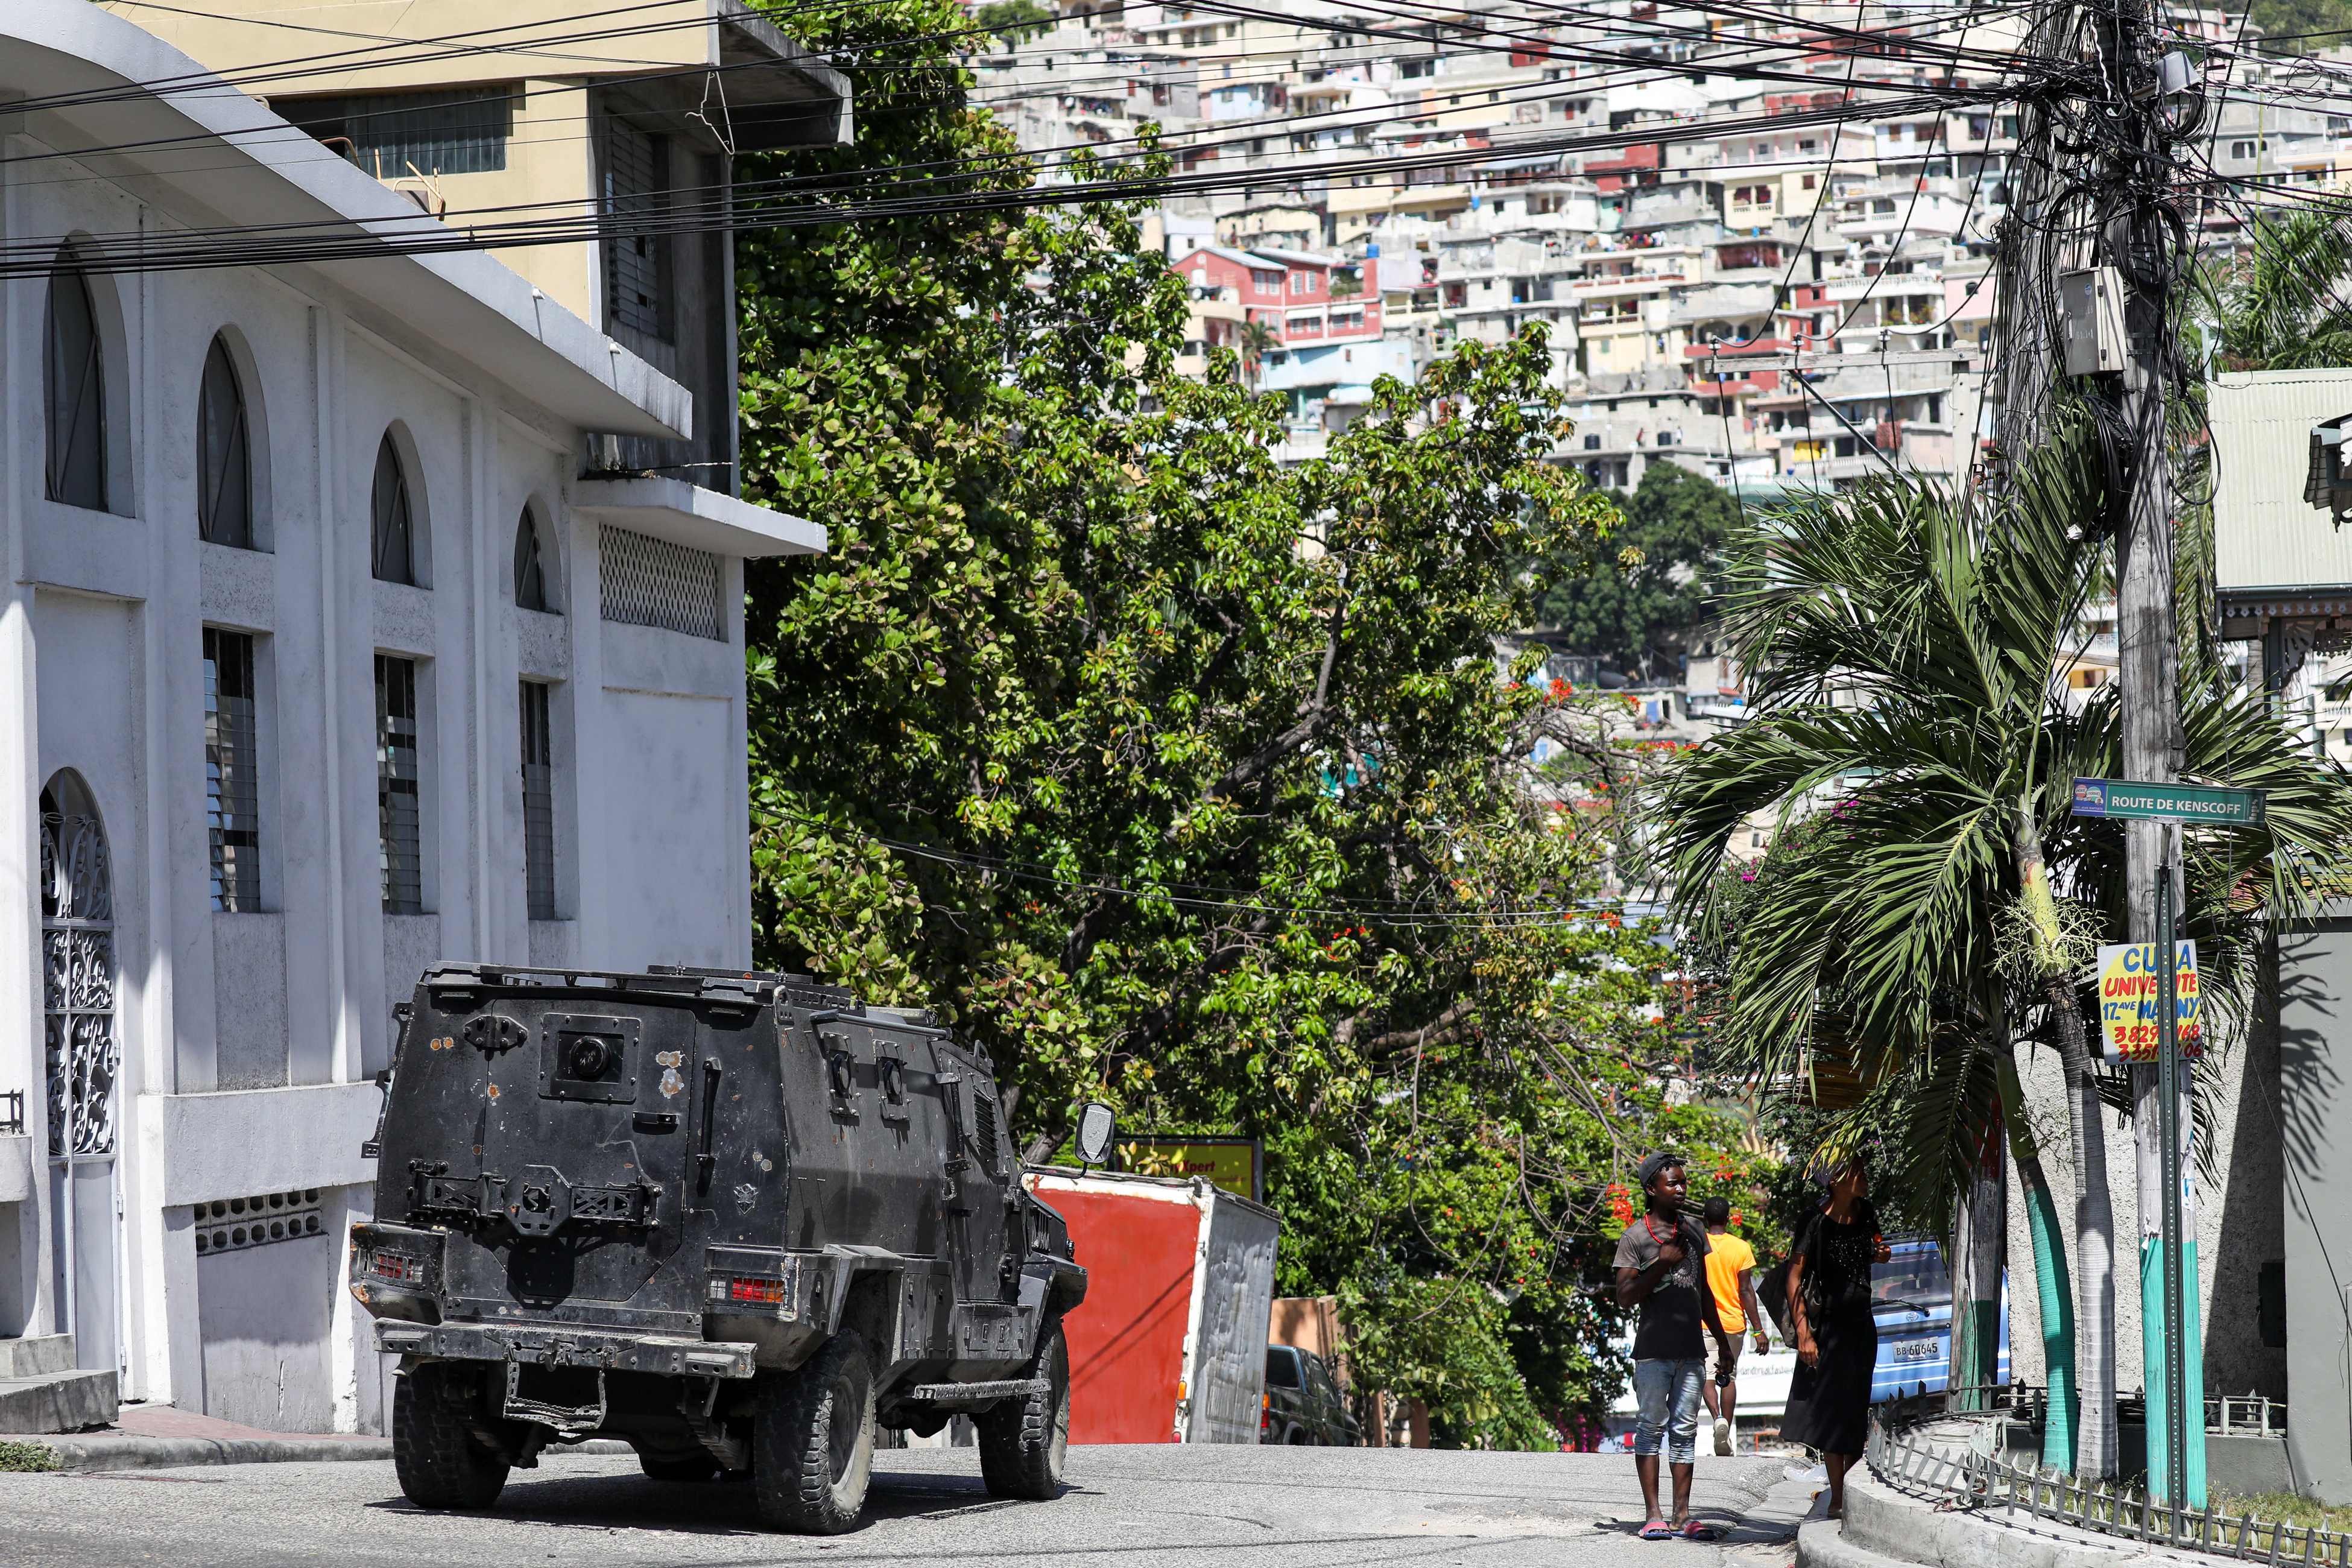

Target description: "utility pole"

left=1994, top=0, right=2204, bottom=1499
left=2098, top=0, right=2205, bottom=1512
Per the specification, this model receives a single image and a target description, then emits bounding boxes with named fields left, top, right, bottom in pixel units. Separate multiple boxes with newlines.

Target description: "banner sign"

left=1118, top=1138, right=1263, bottom=1203
left=2094, top=940, right=2202, bottom=1063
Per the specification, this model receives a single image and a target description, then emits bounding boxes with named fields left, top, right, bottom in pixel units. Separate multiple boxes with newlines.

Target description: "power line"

left=0, top=0, right=2032, bottom=220
left=0, top=80, right=2044, bottom=280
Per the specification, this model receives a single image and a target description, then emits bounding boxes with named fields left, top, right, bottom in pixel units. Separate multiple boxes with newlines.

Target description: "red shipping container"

left=1025, top=1168, right=1281, bottom=1444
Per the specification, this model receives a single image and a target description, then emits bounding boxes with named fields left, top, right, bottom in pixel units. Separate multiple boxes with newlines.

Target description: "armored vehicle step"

left=903, top=1378, right=1051, bottom=1403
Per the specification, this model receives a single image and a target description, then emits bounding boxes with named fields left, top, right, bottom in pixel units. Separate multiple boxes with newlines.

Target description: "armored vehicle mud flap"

left=377, top=1321, right=757, bottom=1380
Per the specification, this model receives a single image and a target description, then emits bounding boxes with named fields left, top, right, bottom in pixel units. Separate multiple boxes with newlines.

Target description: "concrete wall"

left=3, top=116, right=757, bottom=1433
left=2278, top=909, right=2352, bottom=1501
left=2000, top=996, right=2286, bottom=1408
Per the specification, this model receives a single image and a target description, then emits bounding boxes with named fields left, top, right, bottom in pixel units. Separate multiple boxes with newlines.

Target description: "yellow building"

left=110, top=1, right=849, bottom=485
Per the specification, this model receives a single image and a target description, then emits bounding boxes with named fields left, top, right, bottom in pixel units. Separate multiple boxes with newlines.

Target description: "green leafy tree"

left=732, top=0, right=1762, bottom=1444
left=2249, top=0, right=2352, bottom=53
left=1532, top=461, right=1736, bottom=682
left=1656, top=416, right=2352, bottom=1476
left=973, top=0, right=1054, bottom=46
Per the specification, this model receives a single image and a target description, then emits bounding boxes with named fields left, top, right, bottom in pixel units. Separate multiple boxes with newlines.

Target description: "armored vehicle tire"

left=393, top=1362, right=510, bottom=1510
left=639, top=1451, right=724, bottom=1482
left=979, top=1316, right=1070, bottom=1501
left=753, top=1334, right=876, bottom=1534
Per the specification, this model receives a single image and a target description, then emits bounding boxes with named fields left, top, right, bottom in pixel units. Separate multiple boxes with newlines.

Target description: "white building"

left=4, top=2, right=836, bottom=1434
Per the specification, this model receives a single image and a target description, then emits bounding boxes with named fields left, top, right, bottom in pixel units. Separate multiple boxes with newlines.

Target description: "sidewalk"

left=1, top=1402, right=392, bottom=1470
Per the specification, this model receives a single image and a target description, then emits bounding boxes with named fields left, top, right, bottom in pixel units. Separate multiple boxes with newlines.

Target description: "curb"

left=1798, top=1517, right=1910, bottom=1568
left=8, top=1434, right=636, bottom=1472
left=1795, top=1459, right=2206, bottom=1568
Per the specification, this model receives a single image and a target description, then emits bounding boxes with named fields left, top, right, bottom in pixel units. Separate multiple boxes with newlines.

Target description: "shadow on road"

left=363, top=1464, right=1067, bottom=1537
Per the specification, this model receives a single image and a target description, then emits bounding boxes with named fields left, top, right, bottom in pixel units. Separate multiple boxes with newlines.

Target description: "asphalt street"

left=0, top=1444, right=1801, bottom=1567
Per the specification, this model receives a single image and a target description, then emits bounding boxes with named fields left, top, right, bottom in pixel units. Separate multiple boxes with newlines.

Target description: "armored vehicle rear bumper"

left=375, top=1320, right=759, bottom=1379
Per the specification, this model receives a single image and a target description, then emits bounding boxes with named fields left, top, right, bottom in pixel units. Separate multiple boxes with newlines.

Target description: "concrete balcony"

left=0, top=1133, right=30, bottom=1204
left=1822, top=273, right=1946, bottom=302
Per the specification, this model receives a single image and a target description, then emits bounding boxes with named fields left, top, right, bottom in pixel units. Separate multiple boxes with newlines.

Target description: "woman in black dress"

left=1784, top=1154, right=1890, bottom=1519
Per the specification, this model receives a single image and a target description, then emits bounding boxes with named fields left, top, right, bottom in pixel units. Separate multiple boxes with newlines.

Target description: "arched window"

left=370, top=434, right=416, bottom=585
left=513, top=508, right=555, bottom=612
left=197, top=336, right=252, bottom=548
left=45, top=256, right=106, bottom=511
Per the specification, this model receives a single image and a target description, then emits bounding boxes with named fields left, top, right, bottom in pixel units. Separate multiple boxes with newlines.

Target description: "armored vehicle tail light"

left=719, top=1279, right=785, bottom=1307
left=364, top=1247, right=427, bottom=1285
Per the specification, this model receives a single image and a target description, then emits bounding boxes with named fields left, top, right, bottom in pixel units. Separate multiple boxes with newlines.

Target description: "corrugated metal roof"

left=2211, top=368, right=2352, bottom=592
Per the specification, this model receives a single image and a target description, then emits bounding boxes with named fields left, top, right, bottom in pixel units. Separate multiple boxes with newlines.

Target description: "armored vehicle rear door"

left=930, top=1040, right=1013, bottom=1303
left=389, top=980, right=716, bottom=1315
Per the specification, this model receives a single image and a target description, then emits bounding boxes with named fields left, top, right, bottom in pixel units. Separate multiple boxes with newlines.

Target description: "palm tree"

left=1655, top=414, right=2352, bottom=1476
left=2195, top=210, right=2352, bottom=372
left=1238, top=317, right=1279, bottom=389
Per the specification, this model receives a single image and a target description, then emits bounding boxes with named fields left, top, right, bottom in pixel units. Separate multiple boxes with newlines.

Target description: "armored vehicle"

left=348, top=962, right=1105, bottom=1533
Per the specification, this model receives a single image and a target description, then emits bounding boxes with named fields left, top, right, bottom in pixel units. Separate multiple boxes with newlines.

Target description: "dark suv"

left=350, top=963, right=1105, bottom=1533
left=1263, top=1345, right=1361, bottom=1446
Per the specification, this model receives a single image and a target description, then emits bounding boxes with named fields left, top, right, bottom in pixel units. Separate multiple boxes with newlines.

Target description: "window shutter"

left=513, top=508, right=553, bottom=612
left=44, top=259, right=106, bottom=510
left=519, top=681, right=557, bottom=920
left=375, top=656, right=424, bottom=914
left=371, top=435, right=416, bottom=585
left=602, top=118, right=672, bottom=343
left=197, top=338, right=252, bottom=548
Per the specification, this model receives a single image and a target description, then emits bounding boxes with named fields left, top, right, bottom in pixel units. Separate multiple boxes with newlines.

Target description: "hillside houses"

left=974, top=0, right=2352, bottom=495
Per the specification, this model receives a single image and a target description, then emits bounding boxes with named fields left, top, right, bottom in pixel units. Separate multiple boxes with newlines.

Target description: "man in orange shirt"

left=1700, top=1197, right=1769, bottom=1455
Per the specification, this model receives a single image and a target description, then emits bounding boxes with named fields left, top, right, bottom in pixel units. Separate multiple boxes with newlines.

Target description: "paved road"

left=0, top=1444, right=1801, bottom=1567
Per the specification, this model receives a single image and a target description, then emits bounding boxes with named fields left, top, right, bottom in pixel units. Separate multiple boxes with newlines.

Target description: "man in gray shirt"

left=1614, top=1149, right=1734, bottom=1540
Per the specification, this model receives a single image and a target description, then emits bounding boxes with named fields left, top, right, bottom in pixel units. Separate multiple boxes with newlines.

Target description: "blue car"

left=1869, top=1236, right=2010, bottom=1403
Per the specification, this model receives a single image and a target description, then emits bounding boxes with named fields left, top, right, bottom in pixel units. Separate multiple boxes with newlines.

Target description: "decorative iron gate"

left=40, top=782, right=115, bottom=1156
left=39, top=775, right=119, bottom=1374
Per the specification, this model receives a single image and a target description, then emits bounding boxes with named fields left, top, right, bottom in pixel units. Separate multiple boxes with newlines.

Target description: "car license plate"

left=1894, top=1339, right=1938, bottom=1364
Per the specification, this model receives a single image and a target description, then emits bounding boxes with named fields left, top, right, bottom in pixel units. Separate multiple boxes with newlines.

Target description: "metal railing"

left=2210, top=1396, right=2289, bottom=1438
left=1870, top=1387, right=2339, bottom=1562
left=0, top=1090, right=21, bottom=1136
left=1986, top=1386, right=2288, bottom=1439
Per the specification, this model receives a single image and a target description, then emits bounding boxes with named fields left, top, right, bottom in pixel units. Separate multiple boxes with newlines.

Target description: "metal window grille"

left=44, top=257, right=105, bottom=510
left=514, top=508, right=554, bottom=612
left=602, top=118, right=672, bottom=343
left=519, top=681, right=557, bottom=921
left=204, top=628, right=262, bottom=912
left=371, top=435, right=416, bottom=586
left=598, top=526, right=722, bottom=640
left=197, top=337, right=252, bottom=549
left=275, top=87, right=513, bottom=175
left=376, top=655, right=424, bottom=914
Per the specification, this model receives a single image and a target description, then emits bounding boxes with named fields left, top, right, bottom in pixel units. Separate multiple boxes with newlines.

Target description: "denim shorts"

left=1633, top=1358, right=1706, bottom=1463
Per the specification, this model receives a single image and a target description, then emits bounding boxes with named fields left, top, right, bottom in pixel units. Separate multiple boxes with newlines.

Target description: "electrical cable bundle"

left=0, top=0, right=2092, bottom=279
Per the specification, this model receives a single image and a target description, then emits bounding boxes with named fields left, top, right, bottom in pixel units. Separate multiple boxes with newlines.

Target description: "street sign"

left=2093, top=940, right=2202, bottom=1063
left=2070, top=777, right=2264, bottom=825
